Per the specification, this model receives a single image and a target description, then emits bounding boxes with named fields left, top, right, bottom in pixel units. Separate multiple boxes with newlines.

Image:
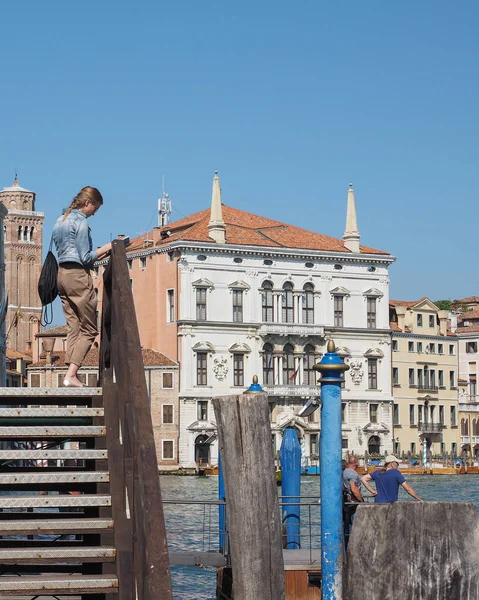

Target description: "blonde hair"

left=62, top=186, right=103, bottom=220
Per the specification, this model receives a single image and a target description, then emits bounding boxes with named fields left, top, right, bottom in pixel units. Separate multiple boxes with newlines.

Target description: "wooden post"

left=345, top=503, right=479, bottom=599
left=212, top=393, right=285, bottom=600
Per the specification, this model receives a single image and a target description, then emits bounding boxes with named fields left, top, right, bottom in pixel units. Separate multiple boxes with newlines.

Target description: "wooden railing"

left=100, top=240, right=172, bottom=599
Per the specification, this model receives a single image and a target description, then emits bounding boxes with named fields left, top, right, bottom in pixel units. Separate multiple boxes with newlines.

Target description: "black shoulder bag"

left=38, top=235, right=58, bottom=326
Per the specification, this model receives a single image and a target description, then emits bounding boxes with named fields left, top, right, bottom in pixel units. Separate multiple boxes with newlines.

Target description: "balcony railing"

left=417, top=384, right=439, bottom=392
left=460, top=435, right=479, bottom=445
left=259, top=323, right=325, bottom=337
left=263, top=384, right=320, bottom=397
left=418, top=422, right=444, bottom=433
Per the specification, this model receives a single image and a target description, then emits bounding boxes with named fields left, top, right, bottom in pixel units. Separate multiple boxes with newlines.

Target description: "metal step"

left=0, top=494, right=111, bottom=509
left=0, top=388, right=102, bottom=398
left=0, top=546, right=116, bottom=563
left=0, top=517, right=113, bottom=536
left=0, top=471, right=109, bottom=485
left=0, top=426, right=105, bottom=438
left=0, top=449, right=107, bottom=460
left=0, top=407, right=104, bottom=417
left=0, top=574, right=118, bottom=594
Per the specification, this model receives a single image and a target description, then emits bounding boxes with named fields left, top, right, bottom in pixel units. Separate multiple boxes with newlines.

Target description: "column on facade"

left=294, top=292, right=302, bottom=324
left=293, top=355, right=299, bottom=385
left=274, top=351, right=283, bottom=385
left=313, top=292, right=321, bottom=325
left=273, top=292, right=280, bottom=323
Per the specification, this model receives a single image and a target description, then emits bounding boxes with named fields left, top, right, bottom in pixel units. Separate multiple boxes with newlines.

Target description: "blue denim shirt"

left=52, top=209, right=98, bottom=268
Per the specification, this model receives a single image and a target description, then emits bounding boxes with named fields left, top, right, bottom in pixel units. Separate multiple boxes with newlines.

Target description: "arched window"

left=262, top=281, right=274, bottom=323
left=461, top=418, right=469, bottom=436
left=368, top=435, right=381, bottom=455
left=473, top=419, right=479, bottom=436
left=17, top=225, right=22, bottom=242
left=282, top=282, right=294, bottom=323
left=302, top=283, right=314, bottom=324
left=283, top=343, right=295, bottom=385
left=263, top=343, right=274, bottom=386
left=304, top=344, right=316, bottom=385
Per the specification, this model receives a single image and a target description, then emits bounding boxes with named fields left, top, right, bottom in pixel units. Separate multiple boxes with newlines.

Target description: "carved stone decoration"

left=349, top=359, right=364, bottom=385
left=213, top=357, right=229, bottom=381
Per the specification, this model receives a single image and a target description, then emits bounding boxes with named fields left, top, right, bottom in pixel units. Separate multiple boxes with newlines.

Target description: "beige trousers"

left=57, top=263, right=98, bottom=367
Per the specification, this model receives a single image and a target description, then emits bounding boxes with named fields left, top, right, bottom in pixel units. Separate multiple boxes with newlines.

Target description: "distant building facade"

left=27, top=327, right=180, bottom=468
left=390, top=298, right=459, bottom=457
left=0, top=200, right=8, bottom=385
left=0, top=176, right=43, bottom=352
left=454, top=296, right=479, bottom=458
left=6, top=348, right=31, bottom=387
left=95, top=174, right=396, bottom=469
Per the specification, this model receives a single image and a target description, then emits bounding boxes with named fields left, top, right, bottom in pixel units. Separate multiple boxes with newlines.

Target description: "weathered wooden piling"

left=212, top=392, right=285, bottom=600
left=344, top=502, right=479, bottom=600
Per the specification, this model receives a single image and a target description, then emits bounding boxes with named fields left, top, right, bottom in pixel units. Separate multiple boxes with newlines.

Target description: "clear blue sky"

left=1, top=0, right=477, bottom=301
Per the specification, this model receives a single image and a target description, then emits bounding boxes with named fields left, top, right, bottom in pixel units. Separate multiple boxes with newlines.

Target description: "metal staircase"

left=0, top=387, right=118, bottom=597
left=0, top=240, right=173, bottom=599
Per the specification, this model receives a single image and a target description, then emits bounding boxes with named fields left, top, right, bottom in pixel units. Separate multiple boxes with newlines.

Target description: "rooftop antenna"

left=158, top=175, right=172, bottom=227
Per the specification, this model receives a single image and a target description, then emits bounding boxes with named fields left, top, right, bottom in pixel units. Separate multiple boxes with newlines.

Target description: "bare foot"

left=63, top=378, right=84, bottom=388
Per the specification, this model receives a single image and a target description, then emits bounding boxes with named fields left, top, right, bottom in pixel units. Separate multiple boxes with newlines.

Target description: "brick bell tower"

left=0, top=174, right=44, bottom=351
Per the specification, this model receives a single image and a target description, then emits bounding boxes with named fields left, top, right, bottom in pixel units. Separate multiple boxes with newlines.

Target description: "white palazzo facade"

left=177, top=247, right=395, bottom=468
left=174, top=178, right=396, bottom=469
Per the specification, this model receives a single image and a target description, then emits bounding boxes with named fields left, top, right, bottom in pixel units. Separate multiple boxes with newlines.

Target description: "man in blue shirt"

left=361, top=455, right=423, bottom=503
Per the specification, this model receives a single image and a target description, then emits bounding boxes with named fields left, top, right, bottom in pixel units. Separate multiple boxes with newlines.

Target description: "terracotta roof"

left=6, top=349, right=32, bottom=361
left=456, top=325, right=479, bottom=333
left=127, top=205, right=389, bottom=255
left=30, top=347, right=177, bottom=368
left=389, top=297, right=429, bottom=308
left=142, top=348, right=178, bottom=367
left=458, top=309, right=479, bottom=323
left=456, top=296, right=479, bottom=304
left=37, top=324, right=68, bottom=337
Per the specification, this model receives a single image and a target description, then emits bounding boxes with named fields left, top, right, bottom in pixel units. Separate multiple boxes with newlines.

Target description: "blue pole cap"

left=244, top=375, right=264, bottom=394
left=314, top=339, right=350, bottom=376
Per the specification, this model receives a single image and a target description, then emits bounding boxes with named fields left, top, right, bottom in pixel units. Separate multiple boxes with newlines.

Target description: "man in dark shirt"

left=361, top=455, right=423, bottom=503
left=342, top=456, right=364, bottom=546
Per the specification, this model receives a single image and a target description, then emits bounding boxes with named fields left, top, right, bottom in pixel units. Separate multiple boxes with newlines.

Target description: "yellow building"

left=390, top=298, right=459, bottom=457
left=455, top=297, right=479, bottom=458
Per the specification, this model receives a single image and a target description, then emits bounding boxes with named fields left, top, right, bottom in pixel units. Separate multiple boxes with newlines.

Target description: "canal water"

left=161, top=474, right=479, bottom=600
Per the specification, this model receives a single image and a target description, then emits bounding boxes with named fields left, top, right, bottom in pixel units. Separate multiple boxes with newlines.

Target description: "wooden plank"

left=345, top=502, right=479, bottom=600
left=212, top=393, right=285, bottom=600
left=110, top=239, right=172, bottom=600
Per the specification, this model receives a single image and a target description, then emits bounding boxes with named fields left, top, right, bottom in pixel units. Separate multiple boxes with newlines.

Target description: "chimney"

left=450, top=313, right=458, bottom=333
left=42, top=338, right=55, bottom=366
left=25, top=340, right=32, bottom=354
left=438, top=310, right=449, bottom=336
left=395, top=306, right=407, bottom=331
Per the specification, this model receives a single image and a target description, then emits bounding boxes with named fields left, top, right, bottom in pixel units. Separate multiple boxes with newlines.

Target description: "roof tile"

left=128, top=205, right=389, bottom=255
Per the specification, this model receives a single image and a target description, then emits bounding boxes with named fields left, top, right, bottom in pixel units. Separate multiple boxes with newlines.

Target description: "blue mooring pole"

left=279, top=427, right=301, bottom=549
left=218, top=451, right=226, bottom=554
left=314, top=339, right=349, bottom=600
